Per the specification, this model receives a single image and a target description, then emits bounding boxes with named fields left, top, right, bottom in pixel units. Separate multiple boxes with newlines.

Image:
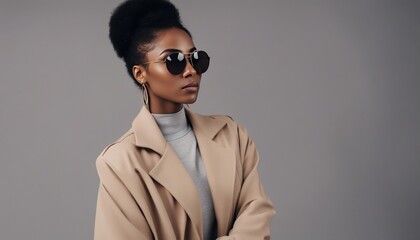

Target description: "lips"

left=182, top=82, right=199, bottom=89
left=182, top=81, right=199, bottom=93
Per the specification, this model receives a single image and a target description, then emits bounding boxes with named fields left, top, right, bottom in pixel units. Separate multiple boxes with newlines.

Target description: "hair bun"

left=109, top=0, right=184, bottom=58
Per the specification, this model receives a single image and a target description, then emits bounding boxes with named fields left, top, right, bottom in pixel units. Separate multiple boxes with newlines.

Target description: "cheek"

left=152, top=65, right=170, bottom=77
left=148, top=67, right=178, bottom=94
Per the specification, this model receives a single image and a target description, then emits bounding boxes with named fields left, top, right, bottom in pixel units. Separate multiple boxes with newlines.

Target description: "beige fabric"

left=94, top=106, right=276, bottom=240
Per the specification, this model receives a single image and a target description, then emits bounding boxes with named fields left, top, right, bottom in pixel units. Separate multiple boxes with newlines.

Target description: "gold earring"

left=141, top=82, right=149, bottom=110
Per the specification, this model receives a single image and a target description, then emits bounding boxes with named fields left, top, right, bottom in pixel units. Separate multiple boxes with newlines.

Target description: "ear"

left=132, top=65, right=147, bottom=84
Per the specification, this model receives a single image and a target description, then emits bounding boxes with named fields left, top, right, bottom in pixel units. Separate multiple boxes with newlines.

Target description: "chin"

left=182, top=96, right=198, bottom=104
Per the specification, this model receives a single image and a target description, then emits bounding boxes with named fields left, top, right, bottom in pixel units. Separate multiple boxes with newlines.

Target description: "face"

left=133, top=28, right=203, bottom=114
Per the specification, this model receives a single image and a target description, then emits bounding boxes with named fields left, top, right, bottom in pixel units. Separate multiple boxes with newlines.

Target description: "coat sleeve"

left=217, top=122, right=276, bottom=240
left=94, top=156, right=153, bottom=240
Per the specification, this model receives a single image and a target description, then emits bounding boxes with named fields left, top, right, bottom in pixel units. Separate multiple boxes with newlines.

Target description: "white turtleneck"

left=152, top=107, right=217, bottom=240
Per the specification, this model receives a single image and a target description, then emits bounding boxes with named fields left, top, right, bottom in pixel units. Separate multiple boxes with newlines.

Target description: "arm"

left=217, top=123, right=276, bottom=240
left=94, top=157, right=153, bottom=240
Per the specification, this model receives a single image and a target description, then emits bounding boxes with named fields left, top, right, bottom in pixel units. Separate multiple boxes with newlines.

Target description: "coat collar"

left=131, top=105, right=236, bottom=238
left=132, top=105, right=227, bottom=155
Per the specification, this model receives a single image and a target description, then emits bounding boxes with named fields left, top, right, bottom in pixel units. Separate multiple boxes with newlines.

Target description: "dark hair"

left=109, top=0, right=191, bottom=89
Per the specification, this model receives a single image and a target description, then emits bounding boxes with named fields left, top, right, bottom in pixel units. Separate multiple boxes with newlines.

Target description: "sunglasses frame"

left=142, top=50, right=210, bottom=75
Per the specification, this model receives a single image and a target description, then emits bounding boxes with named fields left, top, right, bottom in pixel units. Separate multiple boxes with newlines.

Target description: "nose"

left=182, top=57, right=197, bottom=78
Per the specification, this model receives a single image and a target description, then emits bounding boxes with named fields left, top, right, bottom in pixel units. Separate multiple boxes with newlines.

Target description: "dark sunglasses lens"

left=166, top=52, right=186, bottom=75
left=191, top=51, right=210, bottom=74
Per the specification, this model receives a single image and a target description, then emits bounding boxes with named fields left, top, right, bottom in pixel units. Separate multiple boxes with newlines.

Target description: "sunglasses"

left=143, top=50, right=210, bottom=75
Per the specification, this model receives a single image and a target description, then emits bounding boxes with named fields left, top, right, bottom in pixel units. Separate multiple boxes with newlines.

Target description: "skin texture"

left=132, top=28, right=201, bottom=114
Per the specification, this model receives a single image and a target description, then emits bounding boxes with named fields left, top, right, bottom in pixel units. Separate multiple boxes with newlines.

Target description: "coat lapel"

left=132, top=106, right=203, bottom=238
left=132, top=106, right=236, bottom=237
left=149, top=145, right=203, bottom=237
left=185, top=108, right=237, bottom=236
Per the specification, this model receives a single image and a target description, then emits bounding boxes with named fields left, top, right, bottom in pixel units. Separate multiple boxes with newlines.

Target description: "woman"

left=94, top=0, right=276, bottom=239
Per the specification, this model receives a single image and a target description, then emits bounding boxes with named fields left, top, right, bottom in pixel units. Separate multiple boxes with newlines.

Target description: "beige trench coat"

left=94, top=106, right=276, bottom=240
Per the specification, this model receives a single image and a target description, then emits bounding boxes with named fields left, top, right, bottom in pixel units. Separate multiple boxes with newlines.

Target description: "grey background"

left=1, top=0, right=419, bottom=239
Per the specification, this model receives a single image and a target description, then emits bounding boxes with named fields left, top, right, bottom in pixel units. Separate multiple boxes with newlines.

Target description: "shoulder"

left=196, top=112, right=240, bottom=133
left=96, top=129, right=138, bottom=167
left=203, top=113, right=259, bottom=167
left=99, top=129, right=135, bottom=155
left=192, top=110, right=238, bottom=127
left=210, top=114, right=249, bottom=134
left=199, top=113, right=252, bottom=144
left=208, top=114, right=236, bottom=126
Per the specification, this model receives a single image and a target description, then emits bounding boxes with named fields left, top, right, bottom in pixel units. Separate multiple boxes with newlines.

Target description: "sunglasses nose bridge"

left=183, top=54, right=194, bottom=66
left=183, top=55, right=197, bottom=75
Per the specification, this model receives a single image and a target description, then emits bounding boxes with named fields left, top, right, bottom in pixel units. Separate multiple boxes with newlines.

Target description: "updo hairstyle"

left=109, top=0, right=191, bottom=89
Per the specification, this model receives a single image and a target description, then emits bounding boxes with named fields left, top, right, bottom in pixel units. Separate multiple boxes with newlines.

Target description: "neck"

left=148, top=98, right=183, bottom=114
left=151, top=106, right=190, bottom=141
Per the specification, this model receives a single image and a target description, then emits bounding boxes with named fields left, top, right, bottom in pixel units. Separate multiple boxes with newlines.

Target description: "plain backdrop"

left=1, top=0, right=419, bottom=239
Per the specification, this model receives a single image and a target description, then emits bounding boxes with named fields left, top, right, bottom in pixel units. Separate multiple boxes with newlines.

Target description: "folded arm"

left=217, top=123, right=276, bottom=240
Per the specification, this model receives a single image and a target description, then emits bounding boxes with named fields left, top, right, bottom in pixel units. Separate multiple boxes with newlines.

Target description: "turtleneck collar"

left=151, top=107, right=191, bottom=142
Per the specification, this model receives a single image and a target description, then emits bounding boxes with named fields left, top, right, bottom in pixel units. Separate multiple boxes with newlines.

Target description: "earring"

left=141, top=82, right=149, bottom=110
